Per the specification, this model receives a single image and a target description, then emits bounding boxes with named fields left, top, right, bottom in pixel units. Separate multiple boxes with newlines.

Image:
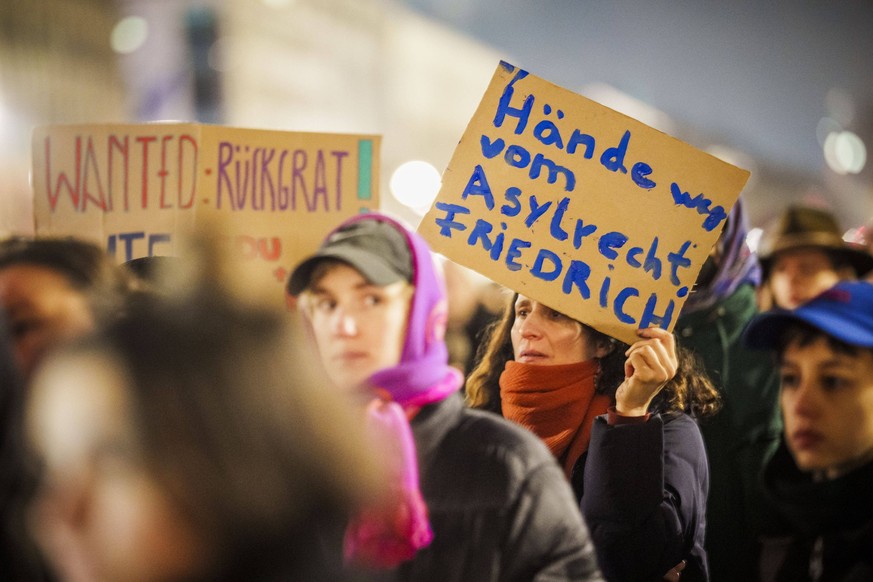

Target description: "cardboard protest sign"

left=418, top=61, right=749, bottom=345
left=32, top=123, right=379, bottom=294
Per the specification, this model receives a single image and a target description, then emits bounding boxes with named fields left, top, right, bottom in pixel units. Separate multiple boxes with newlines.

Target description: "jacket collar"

left=765, top=441, right=873, bottom=535
left=410, top=392, right=464, bottom=467
left=676, top=283, right=758, bottom=340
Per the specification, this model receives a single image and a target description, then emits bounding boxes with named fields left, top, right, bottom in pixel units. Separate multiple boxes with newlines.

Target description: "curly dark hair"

left=465, top=292, right=721, bottom=419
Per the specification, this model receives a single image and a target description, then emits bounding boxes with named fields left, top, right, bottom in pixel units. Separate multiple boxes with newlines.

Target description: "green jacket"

left=676, top=283, right=783, bottom=582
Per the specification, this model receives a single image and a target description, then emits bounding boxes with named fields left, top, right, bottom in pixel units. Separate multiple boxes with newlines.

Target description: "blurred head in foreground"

left=25, top=239, right=383, bottom=582
left=0, top=237, right=132, bottom=380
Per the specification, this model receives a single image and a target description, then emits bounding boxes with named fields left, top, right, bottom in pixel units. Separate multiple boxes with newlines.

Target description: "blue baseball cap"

left=743, top=281, right=873, bottom=350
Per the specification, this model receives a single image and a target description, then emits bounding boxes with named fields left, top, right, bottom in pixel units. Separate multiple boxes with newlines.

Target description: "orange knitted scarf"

left=499, top=360, right=611, bottom=478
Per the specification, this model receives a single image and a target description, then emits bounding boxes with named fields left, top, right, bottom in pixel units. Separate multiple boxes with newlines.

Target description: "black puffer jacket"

left=379, top=393, right=604, bottom=582
left=579, top=412, right=710, bottom=582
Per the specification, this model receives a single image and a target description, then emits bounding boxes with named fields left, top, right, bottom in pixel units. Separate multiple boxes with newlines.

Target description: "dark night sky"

left=399, top=0, right=873, bottom=177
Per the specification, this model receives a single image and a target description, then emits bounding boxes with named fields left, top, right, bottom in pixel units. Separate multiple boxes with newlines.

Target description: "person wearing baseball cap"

left=287, top=213, right=603, bottom=581
left=757, top=205, right=873, bottom=310
left=743, top=280, right=873, bottom=580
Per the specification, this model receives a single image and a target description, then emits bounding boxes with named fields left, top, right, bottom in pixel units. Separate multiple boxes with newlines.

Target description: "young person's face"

left=307, top=263, right=412, bottom=390
left=768, top=248, right=847, bottom=309
left=0, top=264, right=96, bottom=379
left=510, top=295, right=599, bottom=366
left=779, top=335, right=873, bottom=479
left=27, top=352, right=208, bottom=582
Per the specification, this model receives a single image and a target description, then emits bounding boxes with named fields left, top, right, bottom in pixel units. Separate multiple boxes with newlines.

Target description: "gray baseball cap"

left=287, top=218, right=413, bottom=296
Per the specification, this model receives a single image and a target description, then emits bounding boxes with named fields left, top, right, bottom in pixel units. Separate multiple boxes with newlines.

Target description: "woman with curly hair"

left=466, top=292, right=721, bottom=582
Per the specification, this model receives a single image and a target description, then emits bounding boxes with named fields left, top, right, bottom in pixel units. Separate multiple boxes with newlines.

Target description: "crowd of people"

left=1, top=200, right=872, bottom=581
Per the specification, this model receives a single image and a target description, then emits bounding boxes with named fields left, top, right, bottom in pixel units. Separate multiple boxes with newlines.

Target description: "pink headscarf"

left=327, top=214, right=462, bottom=568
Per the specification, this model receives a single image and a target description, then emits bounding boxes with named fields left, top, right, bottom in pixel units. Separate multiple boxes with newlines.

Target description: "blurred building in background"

left=0, top=0, right=499, bottom=235
left=0, top=0, right=126, bottom=234
left=1, top=0, right=871, bottom=238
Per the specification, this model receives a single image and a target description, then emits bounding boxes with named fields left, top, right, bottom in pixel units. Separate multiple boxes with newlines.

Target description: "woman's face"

left=27, top=352, right=209, bottom=582
left=306, top=262, right=412, bottom=390
left=0, top=264, right=95, bottom=379
left=779, top=335, right=873, bottom=479
left=768, top=248, right=847, bottom=309
left=510, top=295, right=598, bottom=365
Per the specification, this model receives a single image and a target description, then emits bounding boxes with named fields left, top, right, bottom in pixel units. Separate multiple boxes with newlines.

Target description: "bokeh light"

left=208, top=37, right=235, bottom=72
left=823, top=130, right=867, bottom=175
left=390, top=160, right=442, bottom=214
left=110, top=16, right=149, bottom=54
left=746, top=227, right=763, bottom=254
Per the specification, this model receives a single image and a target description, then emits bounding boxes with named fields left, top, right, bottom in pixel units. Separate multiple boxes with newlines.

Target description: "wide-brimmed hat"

left=743, top=280, right=873, bottom=350
left=287, top=217, right=413, bottom=296
left=757, top=205, right=873, bottom=278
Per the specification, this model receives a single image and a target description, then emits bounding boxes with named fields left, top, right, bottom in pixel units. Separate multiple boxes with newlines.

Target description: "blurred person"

left=466, top=293, right=721, bottom=581
left=123, top=256, right=182, bottom=295
left=674, top=198, right=783, bottom=581
left=1, top=313, right=53, bottom=581
left=0, top=236, right=130, bottom=580
left=287, top=213, right=603, bottom=581
left=25, top=270, right=384, bottom=582
left=442, top=260, right=503, bottom=375
left=0, top=237, right=133, bottom=380
left=757, top=205, right=873, bottom=310
left=441, top=260, right=480, bottom=373
left=743, top=281, right=873, bottom=581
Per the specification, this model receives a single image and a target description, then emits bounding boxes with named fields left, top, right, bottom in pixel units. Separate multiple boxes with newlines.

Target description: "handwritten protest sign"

left=418, top=61, right=749, bottom=344
left=32, top=123, right=379, bottom=294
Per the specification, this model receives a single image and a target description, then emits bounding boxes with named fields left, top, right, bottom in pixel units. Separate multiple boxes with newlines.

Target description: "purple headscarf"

left=339, top=213, right=463, bottom=405
left=682, top=196, right=762, bottom=314
left=323, top=213, right=461, bottom=568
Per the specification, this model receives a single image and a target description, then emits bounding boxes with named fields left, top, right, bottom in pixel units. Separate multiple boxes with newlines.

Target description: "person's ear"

left=593, top=338, right=615, bottom=359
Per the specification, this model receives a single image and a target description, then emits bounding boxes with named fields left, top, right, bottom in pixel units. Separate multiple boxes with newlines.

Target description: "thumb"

left=624, top=359, right=634, bottom=380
